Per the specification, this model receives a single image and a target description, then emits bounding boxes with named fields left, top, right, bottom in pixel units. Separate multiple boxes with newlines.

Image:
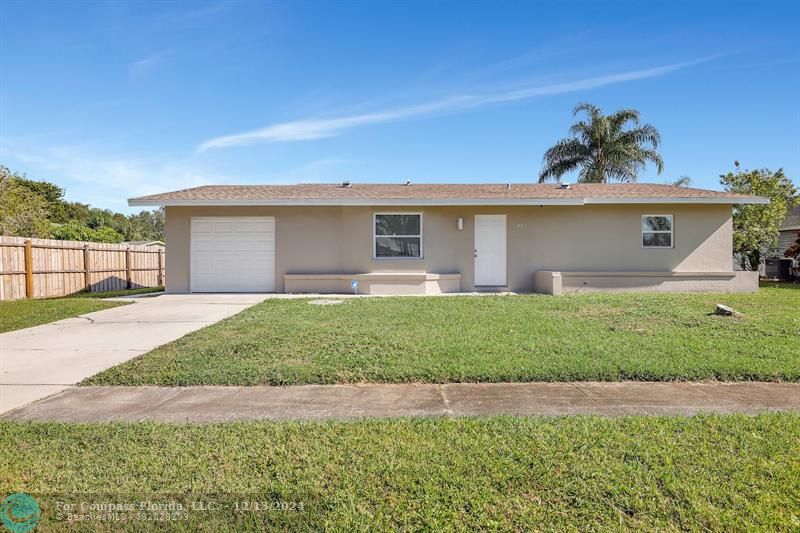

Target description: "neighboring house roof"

left=780, top=205, right=800, bottom=231
left=124, top=240, right=165, bottom=247
left=129, top=183, right=768, bottom=207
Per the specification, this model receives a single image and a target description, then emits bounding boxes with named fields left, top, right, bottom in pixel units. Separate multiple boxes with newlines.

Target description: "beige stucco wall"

left=164, top=204, right=735, bottom=293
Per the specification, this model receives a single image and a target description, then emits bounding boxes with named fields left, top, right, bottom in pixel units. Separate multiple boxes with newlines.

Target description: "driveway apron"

left=0, top=294, right=267, bottom=413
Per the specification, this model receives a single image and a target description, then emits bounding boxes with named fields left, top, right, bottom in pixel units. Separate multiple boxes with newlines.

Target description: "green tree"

left=61, top=201, right=91, bottom=225
left=720, top=165, right=798, bottom=270
left=14, top=175, right=64, bottom=203
left=92, top=226, right=125, bottom=243
left=49, top=221, right=124, bottom=243
left=0, top=167, right=52, bottom=237
left=1, top=165, right=164, bottom=242
left=11, top=171, right=70, bottom=222
left=48, top=221, right=96, bottom=241
left=127, top=207, right=165, bottom=241
left=539, top=103, right=664, bottom=183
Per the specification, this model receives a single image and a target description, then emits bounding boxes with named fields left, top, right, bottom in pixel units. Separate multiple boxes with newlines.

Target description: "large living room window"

left=642, top=214, right=673, bottom=248
left=374, top=213, right=422, bottom=258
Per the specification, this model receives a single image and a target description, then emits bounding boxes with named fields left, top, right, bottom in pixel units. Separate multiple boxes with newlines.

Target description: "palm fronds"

left=539, top=103, right=664, bottom=183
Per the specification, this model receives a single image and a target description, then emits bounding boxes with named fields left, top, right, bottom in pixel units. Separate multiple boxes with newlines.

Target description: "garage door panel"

left=246, top=244, right=274, bottom=254
left=236, top=258, right=273, bottom=268
left=192, top=239, right=215, bottom=253
left=235, top=220, right=273, bottom=232
left=191, top=261, right=215, bottom=274
left=212, top=259, right=272, bottom=270
left=192, top=273, right=216, bottom=287
left=210, top=220, right=237, bottom=232
left=192, top=221, right=215, bottom=233
left=190, top=217, right=275, bottom=292
left=212, top=239, right=241, bottom=253
left=209, top=236, right=273, bottom=248
left=214, top=243, right=272, bottom=254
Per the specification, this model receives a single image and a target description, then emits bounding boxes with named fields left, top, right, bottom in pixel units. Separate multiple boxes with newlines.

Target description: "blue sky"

left=1, top=0, right=798, bottom=213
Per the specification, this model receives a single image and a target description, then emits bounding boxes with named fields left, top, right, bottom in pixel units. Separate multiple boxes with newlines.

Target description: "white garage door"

left=190, top=217, right=275, bottom=292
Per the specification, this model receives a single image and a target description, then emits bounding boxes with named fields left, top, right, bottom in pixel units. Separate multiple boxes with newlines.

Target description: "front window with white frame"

left=642, top=214, right=673, bottom=248
left=374, top=213, right=422, bottom=258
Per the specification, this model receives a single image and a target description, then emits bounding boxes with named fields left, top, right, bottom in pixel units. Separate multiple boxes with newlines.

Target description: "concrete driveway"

left=0, top=294, right=268, bottom=414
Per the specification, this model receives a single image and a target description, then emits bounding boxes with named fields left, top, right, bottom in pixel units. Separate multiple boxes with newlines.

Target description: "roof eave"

left=583, top=196, right=769, bottom=205
left=128, top=198, right=586, bottom=207
left=128, top=196, right=769, bottom=207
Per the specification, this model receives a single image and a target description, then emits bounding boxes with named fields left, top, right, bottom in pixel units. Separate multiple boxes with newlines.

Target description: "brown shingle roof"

left=782, top=205, right=800, bottom=229
left=129, top=183, right=766, bottom=205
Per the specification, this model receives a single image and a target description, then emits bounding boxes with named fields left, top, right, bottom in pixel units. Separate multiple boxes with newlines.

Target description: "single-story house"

left=778, top=205, right=800, bottom=258
left=768, top=205, right=800, bottom=278
left=128, top=182, right=767, bottom=295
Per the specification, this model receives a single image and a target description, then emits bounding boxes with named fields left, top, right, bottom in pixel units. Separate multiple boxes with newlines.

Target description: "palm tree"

left=539, top=103, right=664, bottom=183
left=671, top=175, right=692, bottom=187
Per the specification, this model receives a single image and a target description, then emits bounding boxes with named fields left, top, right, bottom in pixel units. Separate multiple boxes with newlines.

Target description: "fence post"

left=24, top=239, right=34, bottom=298
left=157, top=249, right=164, bottom=287
left=83, top=244, right=91, bottom=292
left=125, top=247, right=132, bottom=289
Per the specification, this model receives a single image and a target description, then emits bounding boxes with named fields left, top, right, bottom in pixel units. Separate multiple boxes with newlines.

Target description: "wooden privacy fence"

left=0, top=236, right=165, bottom=301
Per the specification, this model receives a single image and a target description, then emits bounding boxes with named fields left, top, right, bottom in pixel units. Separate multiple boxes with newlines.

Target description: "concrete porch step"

left=474, top=286, right=510, bottom=293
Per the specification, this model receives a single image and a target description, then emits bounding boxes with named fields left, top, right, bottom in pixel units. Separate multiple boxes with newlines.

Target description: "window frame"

left=641, top=214, right=674, bottom=249
left=373, top=212, right=424, bottom=260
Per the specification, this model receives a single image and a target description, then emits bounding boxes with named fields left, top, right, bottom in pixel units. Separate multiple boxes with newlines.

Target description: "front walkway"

left=3, top=382, right=799, bottom=422
left=0, top=294, right=268, bottom=414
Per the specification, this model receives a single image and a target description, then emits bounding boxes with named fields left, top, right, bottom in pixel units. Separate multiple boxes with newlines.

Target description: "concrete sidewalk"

left=0, top=294, right=268, bottom=414
left=3, top=382, right=799, bottom=422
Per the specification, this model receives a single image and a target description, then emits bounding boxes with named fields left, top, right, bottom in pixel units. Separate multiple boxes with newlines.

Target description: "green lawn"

left=0, top=287, right=162, bottom=333
left=86, top=284, right=800, bottom=385
left=1, top=415, right=798, bottom=530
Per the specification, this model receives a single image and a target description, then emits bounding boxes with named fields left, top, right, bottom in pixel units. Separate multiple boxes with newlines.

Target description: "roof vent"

left=559, top=182, right=571, bottom=189
left=341, top=180, right=351, bottom=188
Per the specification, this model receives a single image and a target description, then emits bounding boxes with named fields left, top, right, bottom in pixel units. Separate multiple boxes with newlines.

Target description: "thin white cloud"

left=198, top=57, right=715, bottom=151
left=0, top=143, right=348, bottom=212
left=129, top=51, right=168, bottom=79
left=0, top=144, right=228, bottom=212
left=200, top=97, right=474, bottom=149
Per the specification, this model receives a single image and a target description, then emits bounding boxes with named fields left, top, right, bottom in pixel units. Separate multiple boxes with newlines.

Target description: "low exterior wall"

left=533, top=270, right=562, bottom=296
left=533, top=271, right=759, bottom=295
left=284, top=273, right=461, bottom=295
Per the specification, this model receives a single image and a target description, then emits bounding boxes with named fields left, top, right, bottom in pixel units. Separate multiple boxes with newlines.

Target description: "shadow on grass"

left=61, top=286, right=164, bottom=299
left=759, top=280, right=800, bottom=289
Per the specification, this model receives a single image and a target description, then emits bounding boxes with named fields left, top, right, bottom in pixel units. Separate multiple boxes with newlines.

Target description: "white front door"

left=474, top=214, right=507, bottom=286
left=190, top=217, right=275, bottom=292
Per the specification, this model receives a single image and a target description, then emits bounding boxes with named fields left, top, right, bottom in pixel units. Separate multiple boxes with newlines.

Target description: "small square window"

left=374, top=213, right=422, bottom=258
left=642, top=215, right=673, bottom=248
